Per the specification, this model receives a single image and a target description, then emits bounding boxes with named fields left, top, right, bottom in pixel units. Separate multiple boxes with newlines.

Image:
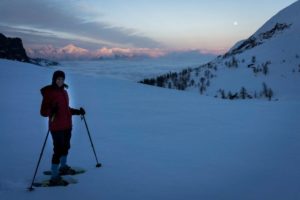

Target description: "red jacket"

left=40, top=85, right=76, bottom=132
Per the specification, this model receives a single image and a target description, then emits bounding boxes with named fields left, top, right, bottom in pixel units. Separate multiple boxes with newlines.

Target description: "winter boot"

left=59, top=156, right=76, bottom=175
left=59, top=165, right=76, bottom=175
left=49, top=164, right=67, bottom=186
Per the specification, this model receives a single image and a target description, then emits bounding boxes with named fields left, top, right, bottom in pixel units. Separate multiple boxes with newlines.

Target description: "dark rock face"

left=0, top=33, right=30, bottom=62
left=29, top=58, right=59, bottom=66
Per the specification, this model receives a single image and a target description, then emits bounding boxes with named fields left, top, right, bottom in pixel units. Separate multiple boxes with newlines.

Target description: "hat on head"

left=52, top=70, right=65, bottom=85
left=52, top=70, right=65, bottom=81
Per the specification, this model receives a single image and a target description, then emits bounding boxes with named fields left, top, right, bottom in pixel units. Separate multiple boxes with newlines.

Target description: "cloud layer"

left=0, top=0, right=162, bottom=49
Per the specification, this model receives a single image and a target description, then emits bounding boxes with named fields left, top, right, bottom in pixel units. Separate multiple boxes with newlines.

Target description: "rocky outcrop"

left=223, top=23, right=291, bottom=58
left=0, top=33, right=30, bottom=62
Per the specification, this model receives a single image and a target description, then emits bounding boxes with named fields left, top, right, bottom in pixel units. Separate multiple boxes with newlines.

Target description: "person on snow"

left=40, top=70, right=85, bottom=185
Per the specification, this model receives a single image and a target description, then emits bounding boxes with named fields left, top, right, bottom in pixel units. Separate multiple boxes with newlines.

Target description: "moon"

left=233, top=21, right=239, bottom=26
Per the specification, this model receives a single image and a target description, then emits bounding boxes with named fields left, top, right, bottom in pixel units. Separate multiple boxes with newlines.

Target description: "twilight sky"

left=0, top=0, right=297, bottom=54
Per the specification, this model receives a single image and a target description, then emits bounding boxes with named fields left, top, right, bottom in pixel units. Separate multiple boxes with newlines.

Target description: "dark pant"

left=50, top=129, right=72, bottom=164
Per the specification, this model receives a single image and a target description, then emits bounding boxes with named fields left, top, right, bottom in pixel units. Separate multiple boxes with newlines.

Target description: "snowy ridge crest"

left=224, top=23, right=292, bottom=58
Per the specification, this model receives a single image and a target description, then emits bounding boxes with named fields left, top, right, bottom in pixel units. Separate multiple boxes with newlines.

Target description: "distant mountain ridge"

left=26, top=44, right=214, bottom=61
left=140, top=1, right=300, bottom=100
left=27, top=44, right=161, bottom=60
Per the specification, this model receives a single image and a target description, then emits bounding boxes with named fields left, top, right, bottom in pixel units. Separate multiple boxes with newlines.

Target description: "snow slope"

left=141, top=1, right=300, bottom=101
left=0, top=59, right=299, bottom=200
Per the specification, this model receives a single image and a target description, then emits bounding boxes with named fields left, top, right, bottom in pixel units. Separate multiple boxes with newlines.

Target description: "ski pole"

left=81, top=115, right=102, bottom=168
left=28, top=128, right=50, bottom=191
left=28, top=115, right=55, bottom=191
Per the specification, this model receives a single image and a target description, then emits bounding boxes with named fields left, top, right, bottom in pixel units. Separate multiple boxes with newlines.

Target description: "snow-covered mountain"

left=27, top=44, right=92, bottom=60
left=140, top=1, right=300, bottom=101
left=26, top=44, right=164, bottom=60
left=26, top=44, right=215, bottom=61
left=59, top=44, right=89, bottom=55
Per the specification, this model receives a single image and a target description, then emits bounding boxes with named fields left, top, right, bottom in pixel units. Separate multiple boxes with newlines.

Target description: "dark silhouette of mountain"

left=0, top=33, right=29, bottom=62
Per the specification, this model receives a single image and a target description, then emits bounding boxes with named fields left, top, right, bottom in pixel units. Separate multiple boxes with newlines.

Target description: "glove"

left=72, top=107, right=86, bottom=115
left=79, top=107, right=86, bottom=116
